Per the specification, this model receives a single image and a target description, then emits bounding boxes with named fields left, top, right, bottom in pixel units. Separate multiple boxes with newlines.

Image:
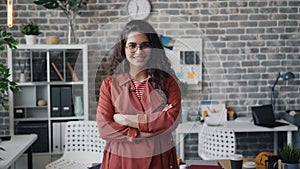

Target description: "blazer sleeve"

left=96, top=78, right=138, bottom=142
left=137, top=76, right=182, bottom=134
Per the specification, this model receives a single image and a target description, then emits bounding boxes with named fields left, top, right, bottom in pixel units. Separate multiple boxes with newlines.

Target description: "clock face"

left=126, top=0, right=151, bottom=20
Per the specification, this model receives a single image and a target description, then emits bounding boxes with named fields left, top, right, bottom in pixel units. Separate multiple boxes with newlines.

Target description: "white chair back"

left=198, top=126, right=235, bottom=160
left=46, top=121, right=106, bottom=169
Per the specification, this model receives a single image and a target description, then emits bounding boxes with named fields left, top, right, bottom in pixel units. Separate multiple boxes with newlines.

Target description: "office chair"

left=198, top=126, right=236, bottom=160
left=45, top=121, right=106, bottom=169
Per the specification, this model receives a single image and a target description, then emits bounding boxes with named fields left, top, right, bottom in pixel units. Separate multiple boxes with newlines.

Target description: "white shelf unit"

left=7, top=44, right=88, bottom=158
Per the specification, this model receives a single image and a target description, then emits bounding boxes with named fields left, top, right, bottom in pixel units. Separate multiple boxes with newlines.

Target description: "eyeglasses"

left=125, top=42, right=151, bottom=52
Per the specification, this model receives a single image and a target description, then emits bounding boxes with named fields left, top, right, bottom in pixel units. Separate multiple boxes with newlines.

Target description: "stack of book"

left=186, top=160, right=222, bottom=169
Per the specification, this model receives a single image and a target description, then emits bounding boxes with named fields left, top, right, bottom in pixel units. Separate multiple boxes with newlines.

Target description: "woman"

left=96, top=20, right=181, bottom=169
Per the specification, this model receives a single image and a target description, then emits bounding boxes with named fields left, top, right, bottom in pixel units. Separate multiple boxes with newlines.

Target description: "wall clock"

left=126, top=0, right=151, bottom=20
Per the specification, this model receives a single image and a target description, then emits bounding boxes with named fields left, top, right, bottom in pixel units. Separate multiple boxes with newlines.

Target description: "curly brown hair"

left=109, top=20, right=177, bottom=90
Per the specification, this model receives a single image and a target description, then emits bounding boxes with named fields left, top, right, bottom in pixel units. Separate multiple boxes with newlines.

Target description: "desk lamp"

left=271, top=71, right=295, bottom=112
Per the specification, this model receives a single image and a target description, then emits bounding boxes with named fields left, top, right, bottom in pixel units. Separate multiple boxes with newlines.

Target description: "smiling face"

left=125, top=32, right=151, bottom=74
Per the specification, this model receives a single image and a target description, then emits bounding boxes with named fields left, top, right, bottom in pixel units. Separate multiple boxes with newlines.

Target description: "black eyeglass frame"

left=125, top=42, right=152, bottom=52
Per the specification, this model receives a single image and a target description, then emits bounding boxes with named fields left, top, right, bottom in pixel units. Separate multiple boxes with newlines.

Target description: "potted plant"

left=33, top=0, right=88, bottom=44
left=279, top=144, right=300, bottom=169
left=0, top=26, right=20, bottom=159
left=21, top=21, right=41, bottom=45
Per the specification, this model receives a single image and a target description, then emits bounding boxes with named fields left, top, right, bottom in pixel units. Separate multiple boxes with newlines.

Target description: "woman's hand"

left=138, top=131, right=155, bottom=138
left=114, top=114, right=157, bottom=139
left=113, top=114, right=138, bottom=128
left=162, top=104, right=172, bottom=111
left=113, top=114, right=127, bottom=126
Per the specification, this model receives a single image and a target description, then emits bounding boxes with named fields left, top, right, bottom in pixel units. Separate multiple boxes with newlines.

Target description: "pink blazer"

left=96, top=73, right=181, bottom=169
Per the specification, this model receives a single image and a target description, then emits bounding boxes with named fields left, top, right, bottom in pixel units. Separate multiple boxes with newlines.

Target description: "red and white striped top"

left=132, top=75, right=151, bottom=100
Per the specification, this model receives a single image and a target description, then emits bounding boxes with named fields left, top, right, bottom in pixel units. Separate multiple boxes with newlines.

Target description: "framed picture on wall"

left=165, top=38, right=203, bottom=86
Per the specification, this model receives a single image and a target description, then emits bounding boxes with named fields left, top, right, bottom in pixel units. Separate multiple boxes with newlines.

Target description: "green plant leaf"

left=33, top=0, right=49, bottom=5
left=34, top=0, right=88, bottom=16
left=0, top=27, right=20, bottom=110
left=44, top=2, right=60, bottom=9
left=279, top=144, right=300, bottom=164
left=0, top=27, right=18, bottom=51
left=21, top=22, right=41, bottom=35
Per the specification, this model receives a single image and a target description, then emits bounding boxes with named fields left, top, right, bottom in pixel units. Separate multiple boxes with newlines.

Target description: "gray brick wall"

left=0, top=108, right=10, bottom=137
left=0, top=0, right=299, bottom=159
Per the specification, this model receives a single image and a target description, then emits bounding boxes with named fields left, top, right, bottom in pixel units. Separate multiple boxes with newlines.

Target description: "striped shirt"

left=132, top=75, right=151, bottom=100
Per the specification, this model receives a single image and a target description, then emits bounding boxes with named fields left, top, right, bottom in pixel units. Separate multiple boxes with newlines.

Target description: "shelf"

left=50, top=116, right=85, bottom=121
left=16, top=82, right=47, bottom=86
left=14, top=106, right=47, bottom=109
left=14, top=117, right=49, bottom=122
left=49, top=81, right=84, bottom=85
left=8, top=44, right=89, bottom=156
left=16, top=44, right=88, bottom=50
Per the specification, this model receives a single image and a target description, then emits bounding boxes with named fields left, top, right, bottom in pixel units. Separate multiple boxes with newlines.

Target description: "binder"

left=60, top=86, right=73, bottom=116
left=52, top=122, right=61, bottom=152
left=61, top=122, right=67, bottom=152
left=51, top=87, right=61, bottom=117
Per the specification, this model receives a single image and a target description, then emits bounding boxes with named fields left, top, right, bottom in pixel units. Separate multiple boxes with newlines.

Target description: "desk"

left=175, top=120, right=298, bottom=159
left=0, top=134, right=37, bottom=169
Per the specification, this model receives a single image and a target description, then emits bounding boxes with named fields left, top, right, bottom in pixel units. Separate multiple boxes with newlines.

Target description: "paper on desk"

left=201, top=102, right=227, bottom=125
left=234, top=117, right=253, bottom=123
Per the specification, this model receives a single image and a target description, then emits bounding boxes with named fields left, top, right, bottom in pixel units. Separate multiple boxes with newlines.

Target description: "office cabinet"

left=14, top=121, right=49, bottom=153
left=7, top=44, right=89, bottom=166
